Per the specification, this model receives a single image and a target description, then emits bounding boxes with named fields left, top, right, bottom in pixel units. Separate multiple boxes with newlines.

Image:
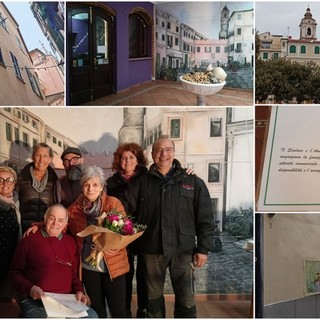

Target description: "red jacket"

left=68, top=192, right=129, bottom=280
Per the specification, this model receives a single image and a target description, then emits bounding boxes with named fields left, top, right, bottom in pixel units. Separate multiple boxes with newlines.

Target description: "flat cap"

left=61, top=147, right=82, bottom=160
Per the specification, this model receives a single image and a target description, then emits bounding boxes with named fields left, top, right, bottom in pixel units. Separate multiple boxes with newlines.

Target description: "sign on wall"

left=257, top=105, right=320, bottom=212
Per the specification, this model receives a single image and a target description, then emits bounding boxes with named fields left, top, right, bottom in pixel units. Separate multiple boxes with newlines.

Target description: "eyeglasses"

left=154, top=147, right=174, bottom=154
left=63, top=156, right=81, bottom=166
left=0, top=177, right=15, bottom=185
left=56, top=257, right=72, bottom=268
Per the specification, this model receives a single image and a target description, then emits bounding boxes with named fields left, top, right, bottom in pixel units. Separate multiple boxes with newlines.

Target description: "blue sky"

left=4, top=1, right=53, bottom=53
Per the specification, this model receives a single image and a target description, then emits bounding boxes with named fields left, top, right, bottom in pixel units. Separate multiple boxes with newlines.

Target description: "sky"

left=255, top=2, right=320, bottom=38
left=156, top=1, right=253, bottom=39
left=4, top=1, right=53, bottom=54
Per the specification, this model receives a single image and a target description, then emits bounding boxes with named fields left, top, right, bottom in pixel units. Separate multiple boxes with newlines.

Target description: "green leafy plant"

left=224, top=207, right=253, bottom=239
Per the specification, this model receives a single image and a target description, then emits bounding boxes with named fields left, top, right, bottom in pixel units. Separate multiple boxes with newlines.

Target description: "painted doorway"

left=67, top=4, right=114, bottom=105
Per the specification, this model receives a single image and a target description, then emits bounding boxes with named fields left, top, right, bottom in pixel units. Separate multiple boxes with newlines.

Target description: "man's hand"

left=185, top=168, right=195, bottom=175
left=193, top=253, right=208, bottom=268
left=30, top=285, right=45, bottom=300
left=75, top=291, right=90, bottom=305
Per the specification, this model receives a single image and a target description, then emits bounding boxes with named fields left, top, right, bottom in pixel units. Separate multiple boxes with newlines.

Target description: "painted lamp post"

left=180, top=66, right=227, bottom=106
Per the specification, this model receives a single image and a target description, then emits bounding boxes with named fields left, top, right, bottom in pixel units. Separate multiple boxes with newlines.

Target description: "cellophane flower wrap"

left=77, top=209, right=146, bottom=270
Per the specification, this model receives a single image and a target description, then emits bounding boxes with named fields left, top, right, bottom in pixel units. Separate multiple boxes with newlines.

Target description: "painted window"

left=22, top=132, right=28, bottom=148
left=210, top=118, right=222, bottom=137
left=14, top=127, right=19, bottom=144
left=315, top=46, right=320, bottom=54
left=170, top=118, right=181, bottom=139
left=5, top=122, right=12, bottom=141
left=208, top=163, right=221, bottom=183
left=301, top=46, right=306, bottom=54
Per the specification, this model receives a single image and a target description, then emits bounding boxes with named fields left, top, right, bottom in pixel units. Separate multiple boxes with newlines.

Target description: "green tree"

left=255, top=58, right=320, bottom=103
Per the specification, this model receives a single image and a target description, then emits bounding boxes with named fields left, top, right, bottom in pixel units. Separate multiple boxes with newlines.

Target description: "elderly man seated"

left=9, top=204, right=97, bottom=318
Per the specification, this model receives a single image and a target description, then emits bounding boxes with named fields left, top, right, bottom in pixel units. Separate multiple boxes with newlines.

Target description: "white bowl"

left=180, top=76, right=226, bottom=95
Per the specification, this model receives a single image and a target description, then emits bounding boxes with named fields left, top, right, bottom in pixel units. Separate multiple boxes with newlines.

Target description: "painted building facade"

left=0, top=3, right=47, bottom=106
left=227, top=9, right=254, bottom=65
left=194, top=39, right=229, bottom=68
left=118, top=107, right=253, bottom=229
left=155, top=4, right=254, bottom=73
left=0, top=107, right=77, bottom=172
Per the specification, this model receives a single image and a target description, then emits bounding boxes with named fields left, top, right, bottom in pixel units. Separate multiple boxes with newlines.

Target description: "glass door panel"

left=95, top=16, right=109, bottom=66
left=71, top=10, right=90, bottom=68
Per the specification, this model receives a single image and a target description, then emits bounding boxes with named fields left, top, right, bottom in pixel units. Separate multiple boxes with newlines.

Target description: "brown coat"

left=68, top=192, right=129, bottom=280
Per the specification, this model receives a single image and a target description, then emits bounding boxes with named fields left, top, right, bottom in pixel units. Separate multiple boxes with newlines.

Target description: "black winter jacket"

left=18, top=163, right=58, bottom=233
left=121, top=159, right=215, bottom=256
left=106, top=165, right=148, bottom=198
left=0, top=199, right=19, bottom=285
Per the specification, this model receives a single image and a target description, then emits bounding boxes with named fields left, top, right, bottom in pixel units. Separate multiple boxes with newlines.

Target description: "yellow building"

left=258, top=7, right=320, bottom=65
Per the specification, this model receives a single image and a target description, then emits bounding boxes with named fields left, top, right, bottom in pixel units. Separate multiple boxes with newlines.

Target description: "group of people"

left=0, top=136, right=215, bottom=318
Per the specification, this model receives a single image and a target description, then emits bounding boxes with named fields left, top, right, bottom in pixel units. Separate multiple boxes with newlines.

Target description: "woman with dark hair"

left=107, top=142, right=148, bottom=318
left=19, top=143, right=59, bottom=234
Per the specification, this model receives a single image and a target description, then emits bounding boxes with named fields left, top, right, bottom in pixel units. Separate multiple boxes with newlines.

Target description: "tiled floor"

left=0, top=295, right=252, bottom=318
left=131, top=294, right=253, bottom=318
left=80, top=80, right=253, bottom=107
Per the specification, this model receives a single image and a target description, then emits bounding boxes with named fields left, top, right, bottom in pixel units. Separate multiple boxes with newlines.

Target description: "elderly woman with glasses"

left=68, top=165, right=129, bottom=318
left=0, top=166, right=21, bottom=296
left=18, top=143, right=59, bottom=234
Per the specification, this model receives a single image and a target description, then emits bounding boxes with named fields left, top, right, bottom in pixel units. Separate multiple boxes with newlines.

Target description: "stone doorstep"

left=131, top=293, right=252, bottom=302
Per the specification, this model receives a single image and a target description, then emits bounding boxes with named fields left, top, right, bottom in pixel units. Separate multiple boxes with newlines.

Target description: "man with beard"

left=60, top=147, right=83, bottom=208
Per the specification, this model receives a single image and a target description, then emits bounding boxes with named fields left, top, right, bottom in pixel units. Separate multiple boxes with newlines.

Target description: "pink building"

left=29, top=49, right=64, bottom=106
left=194, top=39, right=228, bottom=69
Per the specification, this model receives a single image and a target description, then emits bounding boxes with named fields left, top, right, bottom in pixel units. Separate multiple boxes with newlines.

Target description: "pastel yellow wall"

left=264, top=213, right=320, bottom=304
left=0, top=4, right=48, bottom=106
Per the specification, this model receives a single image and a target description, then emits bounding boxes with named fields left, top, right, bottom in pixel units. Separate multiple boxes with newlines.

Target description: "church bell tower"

left=219, top=6, right=229, bottom=40
left=299, top=7, right=317, bottom=40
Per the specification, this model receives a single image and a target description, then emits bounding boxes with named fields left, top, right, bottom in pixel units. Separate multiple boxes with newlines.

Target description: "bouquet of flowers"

left=101, top=209, right=146, bottom=236
left=77, top=209, right=146, bottom=270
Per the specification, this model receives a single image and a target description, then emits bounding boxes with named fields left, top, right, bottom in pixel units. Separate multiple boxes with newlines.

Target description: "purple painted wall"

left=66, top=2, right=154, bottom=104
left=106, top=2, right=154, bottom=91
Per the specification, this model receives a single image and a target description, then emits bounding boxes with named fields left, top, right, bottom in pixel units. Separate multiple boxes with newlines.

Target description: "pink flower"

left=122, top=219, right=134, bottom=235
left=107, top=214, right=120, bottom=222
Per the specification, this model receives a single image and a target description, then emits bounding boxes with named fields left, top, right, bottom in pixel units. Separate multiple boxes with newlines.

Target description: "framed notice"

left=257, top=105, right=320, bottom=212
left=305, top=260, right=320, bottom=296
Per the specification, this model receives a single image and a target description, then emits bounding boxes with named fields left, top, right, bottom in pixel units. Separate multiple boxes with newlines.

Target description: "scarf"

left=30, top=166, right=49, bottom=193
left=79, top=194, right=102, bottom=219
left=0, top=191, right=22, bottom=235
left=0, top=193, right=15, bottom=206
